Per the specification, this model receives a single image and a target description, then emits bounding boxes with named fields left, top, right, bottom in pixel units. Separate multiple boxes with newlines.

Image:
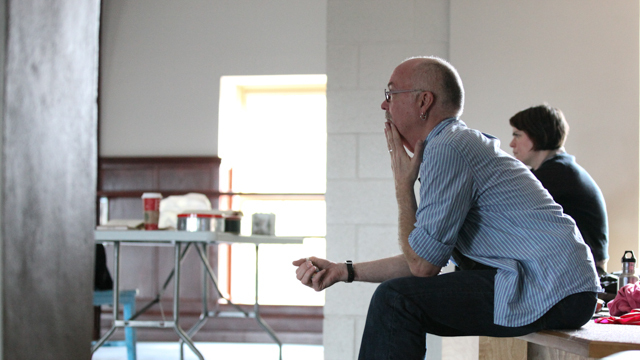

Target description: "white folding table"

left=92, top=230, right=303, bottom=360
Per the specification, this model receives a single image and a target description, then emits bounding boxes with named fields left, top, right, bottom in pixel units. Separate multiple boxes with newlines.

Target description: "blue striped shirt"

left=408, top=118, right=601, bottom=327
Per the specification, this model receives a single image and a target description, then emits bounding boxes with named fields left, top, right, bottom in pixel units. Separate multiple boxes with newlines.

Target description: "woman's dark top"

left=532, top=152, right=609, bottom=264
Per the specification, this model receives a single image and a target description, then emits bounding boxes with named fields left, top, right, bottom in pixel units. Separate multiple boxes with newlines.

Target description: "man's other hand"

left=293, top=257, right=347, bottom=292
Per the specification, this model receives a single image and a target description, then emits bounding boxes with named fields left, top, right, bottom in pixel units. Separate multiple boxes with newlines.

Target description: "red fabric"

left=608, top=283, right=640, bottom=316
left=594, top=309, right=640, bottom=325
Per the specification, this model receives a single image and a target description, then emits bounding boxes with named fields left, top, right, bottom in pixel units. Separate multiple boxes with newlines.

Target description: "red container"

left=142, top=193, right=162, bottom=230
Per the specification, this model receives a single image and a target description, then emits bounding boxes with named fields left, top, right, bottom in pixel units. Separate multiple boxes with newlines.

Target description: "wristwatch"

left=346, top=260, right=354, bottom=283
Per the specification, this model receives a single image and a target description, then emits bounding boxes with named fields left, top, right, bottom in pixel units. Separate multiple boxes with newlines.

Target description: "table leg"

left=194, top=243, right=248, bottom=315
left=181, top=241, right=283, bottom=360
left=254, top=244, right=283, bottom=360
left=192, top=244, right=211, bottom=335
left=181, top=242, right=256, bottom=358
left=180, top=244, right=211, bottom=359
left=91, top=241, right=120, bottom=354
left=129, top=243, right=192, bottom=321
left=172, top=242, right=205, bottom=360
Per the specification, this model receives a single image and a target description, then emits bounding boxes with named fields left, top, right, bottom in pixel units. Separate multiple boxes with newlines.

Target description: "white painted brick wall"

left=327, top=90, right=383, bottom=133
left=327, top=134, right=357, bottom=179
left=357, top=225, right=400, bottom=261
left=324, top=281, right=379, bottom=316
left=325, top=0, right=451, bottom=358
left=326, top=180, right=397, bottom=225
left=326, top=224, right=357, bottom=261
left=326, top=44, right=359, bottom=90
left=358, top=42, right=449, bottom=89
left=358, top=133, right=392, bottom=179
left=323, top=316, right=356, bottom=360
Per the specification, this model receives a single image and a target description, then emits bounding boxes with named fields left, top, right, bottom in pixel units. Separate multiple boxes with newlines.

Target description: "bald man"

left=294, top=56, right=599, bottom=360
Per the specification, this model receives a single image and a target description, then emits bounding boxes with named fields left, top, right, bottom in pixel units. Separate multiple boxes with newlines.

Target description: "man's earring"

left=420, top=113, right=426, bottom=120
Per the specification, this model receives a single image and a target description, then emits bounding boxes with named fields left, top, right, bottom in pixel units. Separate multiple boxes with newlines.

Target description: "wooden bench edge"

left=519, top=329, right=640, bottom=358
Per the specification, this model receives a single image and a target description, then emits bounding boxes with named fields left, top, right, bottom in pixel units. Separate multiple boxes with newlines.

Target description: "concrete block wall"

left=325, top=1, right=450, bottom=358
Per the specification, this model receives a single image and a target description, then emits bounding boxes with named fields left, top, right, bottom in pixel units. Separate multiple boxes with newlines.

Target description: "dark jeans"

left=357, top=269, right=597, bottom=360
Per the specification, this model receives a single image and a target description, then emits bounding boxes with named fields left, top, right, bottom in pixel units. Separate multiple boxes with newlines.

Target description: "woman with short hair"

left=509, top=104, right=609, bottom=274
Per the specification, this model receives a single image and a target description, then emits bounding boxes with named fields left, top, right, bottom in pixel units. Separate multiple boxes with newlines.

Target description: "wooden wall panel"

left=98, top=157, right=220, bottom=194
left=102, top=168, right=157, bottom=191
left=108, top=198, right=143, bottom=220
left=98, top=156, right=222, bottom=220
left=158, top=166, right=217, bottom=190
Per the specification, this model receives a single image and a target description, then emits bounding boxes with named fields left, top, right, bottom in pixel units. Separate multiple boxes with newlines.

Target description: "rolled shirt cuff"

left=408, top=227, right=454, bottom=267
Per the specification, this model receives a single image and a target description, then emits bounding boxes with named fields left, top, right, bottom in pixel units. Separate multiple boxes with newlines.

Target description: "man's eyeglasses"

left=384, top=89, right=425, bottom=102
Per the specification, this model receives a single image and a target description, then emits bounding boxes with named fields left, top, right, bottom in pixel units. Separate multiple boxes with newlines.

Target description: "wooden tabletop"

left=519, top=321, right=640, bottom=358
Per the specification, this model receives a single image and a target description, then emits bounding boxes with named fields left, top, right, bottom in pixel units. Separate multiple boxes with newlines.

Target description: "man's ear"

left=419, top=91, right=435, bottom=114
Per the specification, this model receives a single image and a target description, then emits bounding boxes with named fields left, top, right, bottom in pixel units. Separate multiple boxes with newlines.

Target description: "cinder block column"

left=325, top=1, right=450, bottom=358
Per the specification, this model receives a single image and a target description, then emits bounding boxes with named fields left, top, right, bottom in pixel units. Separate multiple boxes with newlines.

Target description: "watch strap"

left=346, top=260, right=354, bottom=283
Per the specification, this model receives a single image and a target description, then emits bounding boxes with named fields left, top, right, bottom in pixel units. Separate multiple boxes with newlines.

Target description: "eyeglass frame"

left=384, top=88, right=427, bottom=102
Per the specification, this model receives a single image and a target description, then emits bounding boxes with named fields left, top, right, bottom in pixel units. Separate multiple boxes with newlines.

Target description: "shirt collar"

left=425, top=117, right=460, bottom=144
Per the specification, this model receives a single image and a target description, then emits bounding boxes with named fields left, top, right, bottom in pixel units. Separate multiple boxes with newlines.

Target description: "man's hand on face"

left=385, top=121, right=425, bottom=191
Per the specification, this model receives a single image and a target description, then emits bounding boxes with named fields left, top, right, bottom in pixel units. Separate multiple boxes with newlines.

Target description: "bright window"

left=217, top=75, right=327, bottom=306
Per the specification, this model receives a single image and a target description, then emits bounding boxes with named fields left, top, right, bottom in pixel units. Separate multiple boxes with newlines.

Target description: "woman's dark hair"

left=509, top=104, right=569, bottom=150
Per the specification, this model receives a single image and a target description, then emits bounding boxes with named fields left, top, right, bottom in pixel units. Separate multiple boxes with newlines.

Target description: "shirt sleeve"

left=408, top=143, right=475, bottom=267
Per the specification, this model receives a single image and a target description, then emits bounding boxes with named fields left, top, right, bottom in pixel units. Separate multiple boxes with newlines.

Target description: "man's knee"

left=369, top=279, right=400, bottom=310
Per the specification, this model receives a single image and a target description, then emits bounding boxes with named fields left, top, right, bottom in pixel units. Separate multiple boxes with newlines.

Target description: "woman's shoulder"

left=533, top=153, right=578, bottom=182
left=536, top=152, right=577, bottom=172
left=534, top=152, right=599, bottom=190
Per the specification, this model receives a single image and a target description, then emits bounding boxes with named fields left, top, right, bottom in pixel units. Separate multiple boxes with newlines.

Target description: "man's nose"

left=381, top=100, right=388, bottom=110
left=509, top=139, right=516, bottom=148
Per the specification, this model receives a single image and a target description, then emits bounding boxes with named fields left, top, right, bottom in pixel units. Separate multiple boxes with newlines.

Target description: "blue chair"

left=93, top=289, right=138, bottom=360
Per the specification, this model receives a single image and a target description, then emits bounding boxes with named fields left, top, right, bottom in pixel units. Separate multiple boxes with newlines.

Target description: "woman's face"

left=509, top=127, right=536, bottom=167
